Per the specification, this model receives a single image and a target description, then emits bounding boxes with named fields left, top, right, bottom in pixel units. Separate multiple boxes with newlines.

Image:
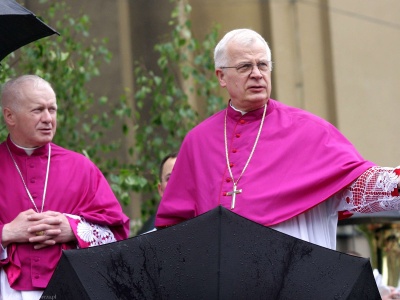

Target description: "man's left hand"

left=27, top=211, right=76, bottom=249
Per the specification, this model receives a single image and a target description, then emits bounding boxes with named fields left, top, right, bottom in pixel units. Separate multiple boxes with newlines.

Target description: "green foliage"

left=0, top=0, right=224, bottom=228
left=124, top=0, right=224, bottom=220
left=0, top=1, right=128, bottom=189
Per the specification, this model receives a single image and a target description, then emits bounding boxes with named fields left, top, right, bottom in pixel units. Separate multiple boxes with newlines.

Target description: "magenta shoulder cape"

left=156, top=99, right=376, bottom=227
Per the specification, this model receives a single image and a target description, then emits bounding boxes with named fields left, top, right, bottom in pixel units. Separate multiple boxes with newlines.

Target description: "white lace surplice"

left=271, top=166, right=400, bottom=250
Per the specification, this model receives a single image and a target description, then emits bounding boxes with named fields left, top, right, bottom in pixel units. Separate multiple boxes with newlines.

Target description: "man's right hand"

left=2, top=209, right=38, bottom=248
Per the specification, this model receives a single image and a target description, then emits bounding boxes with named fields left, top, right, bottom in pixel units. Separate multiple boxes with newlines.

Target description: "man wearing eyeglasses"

left=155, top=28, right=400, bottom=251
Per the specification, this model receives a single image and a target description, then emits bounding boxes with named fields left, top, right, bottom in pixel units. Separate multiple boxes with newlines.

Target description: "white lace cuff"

left=64, top=214, right=117, bottom=248
left=337, top=166, right=400, bottom=213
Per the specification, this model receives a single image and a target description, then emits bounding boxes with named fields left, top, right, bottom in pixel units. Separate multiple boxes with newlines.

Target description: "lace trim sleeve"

left=65, top=214, right=117, bottom=248
left=337, top=166, right=400, bottom=213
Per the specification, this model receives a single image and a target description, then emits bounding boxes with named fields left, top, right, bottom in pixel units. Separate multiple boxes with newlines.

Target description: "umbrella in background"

left=0, top=0, right=58, bottom=61
left=42, top=206, right=380, bottom=300
left=339, top=211, right=400, bottom=225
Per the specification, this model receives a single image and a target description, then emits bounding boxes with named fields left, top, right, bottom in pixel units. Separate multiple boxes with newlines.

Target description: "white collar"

left=230, top=102, right=246, bottom=115
left=230, top=102, right=268, bottom=115
left=10, top=138, right=39, bottom=156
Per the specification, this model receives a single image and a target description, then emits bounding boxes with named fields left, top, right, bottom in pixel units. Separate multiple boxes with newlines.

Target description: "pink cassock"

left=156, top=99, right=376, bottom=227
left=0, top=136, right=130, bottom=291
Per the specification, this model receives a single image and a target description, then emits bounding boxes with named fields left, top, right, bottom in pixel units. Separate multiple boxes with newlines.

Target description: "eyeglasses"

left=220, top=61, right=273, bottom=75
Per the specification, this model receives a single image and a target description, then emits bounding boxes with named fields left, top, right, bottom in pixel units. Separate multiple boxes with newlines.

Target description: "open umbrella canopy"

left=42, top=206, right=380, bottom=300
left=0, top=0, right=58, bottom=61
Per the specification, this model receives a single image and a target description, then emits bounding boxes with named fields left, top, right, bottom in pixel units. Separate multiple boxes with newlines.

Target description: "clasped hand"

left=2, top=209, right=75, bottom=250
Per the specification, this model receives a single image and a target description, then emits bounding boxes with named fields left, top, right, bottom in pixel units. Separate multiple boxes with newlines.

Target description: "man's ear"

left=3, top=108, right=15, bottom=126
left=215, top=69, right=227, bottom=88
left=157, top=183, right=163, bottom=198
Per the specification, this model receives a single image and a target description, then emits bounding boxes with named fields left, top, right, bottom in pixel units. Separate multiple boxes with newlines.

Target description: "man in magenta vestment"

left=155, top=29, right=400, bottom=252
left=0, top=75, right=130, bottom=299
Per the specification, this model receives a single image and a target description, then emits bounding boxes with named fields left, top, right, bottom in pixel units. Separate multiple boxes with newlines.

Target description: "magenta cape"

left=0, top=137, right=130, bottom=290
left=156, top=99, right=376, bottom=227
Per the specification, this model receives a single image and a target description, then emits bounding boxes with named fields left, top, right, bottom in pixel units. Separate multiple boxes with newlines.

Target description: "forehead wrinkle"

left=228, top=41, right=268, bottom=65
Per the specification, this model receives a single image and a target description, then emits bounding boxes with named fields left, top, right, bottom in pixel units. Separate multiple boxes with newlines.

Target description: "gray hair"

left=214, top=28, right=272, bottom=69
left=1, top=75, right=53, bottom=111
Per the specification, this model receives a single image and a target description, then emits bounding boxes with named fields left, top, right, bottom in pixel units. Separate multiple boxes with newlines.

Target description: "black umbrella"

left=0, top=0, right=59, bottom=61
left=42, top=206, right=380, bottom=300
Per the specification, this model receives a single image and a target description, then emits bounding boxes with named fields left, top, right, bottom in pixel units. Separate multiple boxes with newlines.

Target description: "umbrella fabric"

left=42, top=206, right=380, bottom=300
left=0, top=0, right=58, bottom=61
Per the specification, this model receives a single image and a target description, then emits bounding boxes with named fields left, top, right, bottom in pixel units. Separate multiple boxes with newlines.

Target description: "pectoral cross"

left=227, top=184, right=242, bottom=210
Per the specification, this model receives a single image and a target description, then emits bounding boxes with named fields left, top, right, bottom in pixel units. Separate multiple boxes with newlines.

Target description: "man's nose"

left=41, top=110, right=53, bottom=122
left=250, top=65, right=263, bottom=78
